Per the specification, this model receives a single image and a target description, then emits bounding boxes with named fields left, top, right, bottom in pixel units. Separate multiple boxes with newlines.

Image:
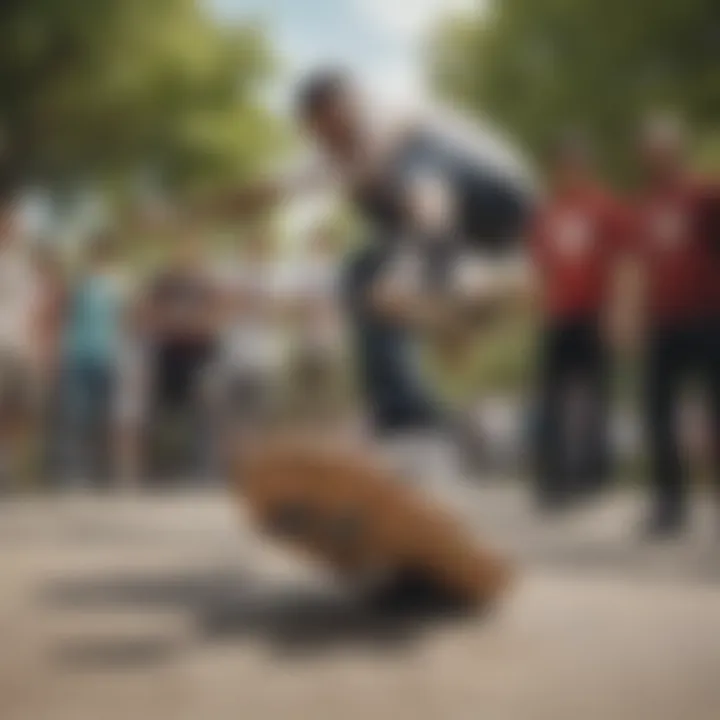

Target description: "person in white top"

left=214, top=230, right=293, bottom=453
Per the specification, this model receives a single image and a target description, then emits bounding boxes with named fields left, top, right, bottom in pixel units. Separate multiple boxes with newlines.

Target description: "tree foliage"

left=0, top=0, right=280, bottom=199
left=431, top=0, right=720, bottom=179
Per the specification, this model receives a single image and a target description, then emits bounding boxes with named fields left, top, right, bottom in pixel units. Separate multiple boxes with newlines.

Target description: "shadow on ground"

left=42, top=567, right=480, bottom=670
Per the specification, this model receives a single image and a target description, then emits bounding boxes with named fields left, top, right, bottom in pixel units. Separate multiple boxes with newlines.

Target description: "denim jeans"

left=60, top=357, right=116, bottom=487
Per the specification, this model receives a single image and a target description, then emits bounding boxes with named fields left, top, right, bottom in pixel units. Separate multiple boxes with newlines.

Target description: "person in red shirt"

left=630, top=116, right=720, bottom=537
left=530, top=133, right=627, bottom=510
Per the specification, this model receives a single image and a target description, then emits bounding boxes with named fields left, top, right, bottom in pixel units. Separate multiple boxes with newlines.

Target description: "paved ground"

left=1, top=483, right=719, bottom=720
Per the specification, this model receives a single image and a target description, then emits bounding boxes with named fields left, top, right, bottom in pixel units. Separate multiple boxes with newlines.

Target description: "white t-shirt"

left=0, top=242, right=40, bottom=360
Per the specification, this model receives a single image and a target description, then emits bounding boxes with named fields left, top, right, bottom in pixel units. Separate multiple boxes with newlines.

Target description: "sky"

left=207, top=0, right=482, bottom=111
left=26, top=1, right=486, bottom=241
left=204, top=0, right=484, bottom=241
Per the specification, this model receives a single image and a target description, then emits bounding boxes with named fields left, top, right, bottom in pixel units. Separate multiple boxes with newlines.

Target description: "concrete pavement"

left=1, top=485, right=719, bottom=720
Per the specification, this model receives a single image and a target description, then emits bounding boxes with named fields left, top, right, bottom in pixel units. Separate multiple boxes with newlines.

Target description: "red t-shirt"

left=630, top=177, right=720, bottom=323
left=531, top=186, right=628, bottom=320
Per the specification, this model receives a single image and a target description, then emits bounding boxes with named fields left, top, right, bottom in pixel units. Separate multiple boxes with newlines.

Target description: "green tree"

left=0, top=0, right=280, bottom=202
left=432, top=0, right=720, bottom=180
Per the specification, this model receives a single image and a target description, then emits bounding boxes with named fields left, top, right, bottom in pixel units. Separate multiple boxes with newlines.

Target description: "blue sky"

left=207, top=0, right=481, bottom=111
left=25, top=1, right=485, bottom=237
left=203, top=0, right=484, bottom=242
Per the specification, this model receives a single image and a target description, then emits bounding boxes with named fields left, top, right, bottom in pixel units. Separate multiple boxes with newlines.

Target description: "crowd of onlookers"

left=0, top=113, right=717, bottom=539
left=0, top=208, right=346, bottom=491
left=529, top=116, right=719, bottom=537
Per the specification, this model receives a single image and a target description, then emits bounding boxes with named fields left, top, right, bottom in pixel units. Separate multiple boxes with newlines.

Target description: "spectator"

left=0, top=197, right=41, bottom=490
left=529, top=133, right=627, bottom=510
left=141, top=231, right=222, bottom=482
left=213, top=229, right=289, bottom=460
left=59, top=231, right=126, bottom=488
left=114, top=275, right=147, bottom=489
left=33, top=243, right=68, bottom=485
left=629, top=115, right=720, bottom=536
left=287, top=225, right=346, bottom=425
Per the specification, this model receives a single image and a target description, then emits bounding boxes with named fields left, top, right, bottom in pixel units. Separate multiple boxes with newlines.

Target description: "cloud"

left=353, top=0, right=480, bottom=42
left=349, top=0, right=483, bottom=103
left=211, top=0, right=484, bottom=114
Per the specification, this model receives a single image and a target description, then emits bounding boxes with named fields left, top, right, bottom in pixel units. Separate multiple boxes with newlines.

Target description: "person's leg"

left=15, top=366, right=39, bottom=490
left=82, top=362, right=102, bottom=488
left=114, top=367, right=145, bottom=490
left=147, top=348, right=176, bottom=484
left=0, top=354, right=17, bottom=491
left=576, top=322, right=613, bottom=495
left=40, top=370, right=65, bottom=488
left=147, top=397, right=170, bottom=484
left=534, top=322, right=570, bottom=508
left=642, top=327, right=687, bottom=535
left=60, top=359, right=91, bottom=487
left=446, top=405, right=489, bottom=476
left=90, top=361, right=116, bottom=489
left=0, top=357, right=27, bottom=491
left=164, top=346, right=207, bottom=483
left=190, top=363, right=216, bottom=482
left=701, top=317, right=720, bottom=521
left=116, top=420, right=140, bottom=490
left=156, top=345, right=191, bottom=482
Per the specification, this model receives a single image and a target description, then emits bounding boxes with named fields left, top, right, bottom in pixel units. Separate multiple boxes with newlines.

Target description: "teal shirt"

left=63, top=272, right=124, bottom=365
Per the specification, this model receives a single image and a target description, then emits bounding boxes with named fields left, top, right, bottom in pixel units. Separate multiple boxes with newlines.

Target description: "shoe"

left=642, top=504, right=686, bottom=539
left=367, top=569, right=468, bottom=616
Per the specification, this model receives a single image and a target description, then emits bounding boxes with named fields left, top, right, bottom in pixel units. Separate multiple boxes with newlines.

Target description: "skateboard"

left=231, top=434, right=512, bottom=607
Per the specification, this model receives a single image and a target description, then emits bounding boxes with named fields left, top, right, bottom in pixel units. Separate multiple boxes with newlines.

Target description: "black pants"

left=148, top=341, right=214, bottom=481
left=643, top=319, right=720, bottom=514
left=534, top=317, right=611, bottom=503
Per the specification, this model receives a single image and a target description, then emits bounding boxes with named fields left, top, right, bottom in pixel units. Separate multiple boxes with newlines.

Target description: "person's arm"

left=369, top=282, right=447, bottom=329
left=451, top=252, right=533, bottom=322
left=367, top=249, right=453, bottom=329
left=604, top=204, right=646, bottom=354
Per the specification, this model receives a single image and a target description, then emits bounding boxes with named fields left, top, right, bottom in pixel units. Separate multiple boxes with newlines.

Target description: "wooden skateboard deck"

left=231, top=434, right=512, bottom=606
